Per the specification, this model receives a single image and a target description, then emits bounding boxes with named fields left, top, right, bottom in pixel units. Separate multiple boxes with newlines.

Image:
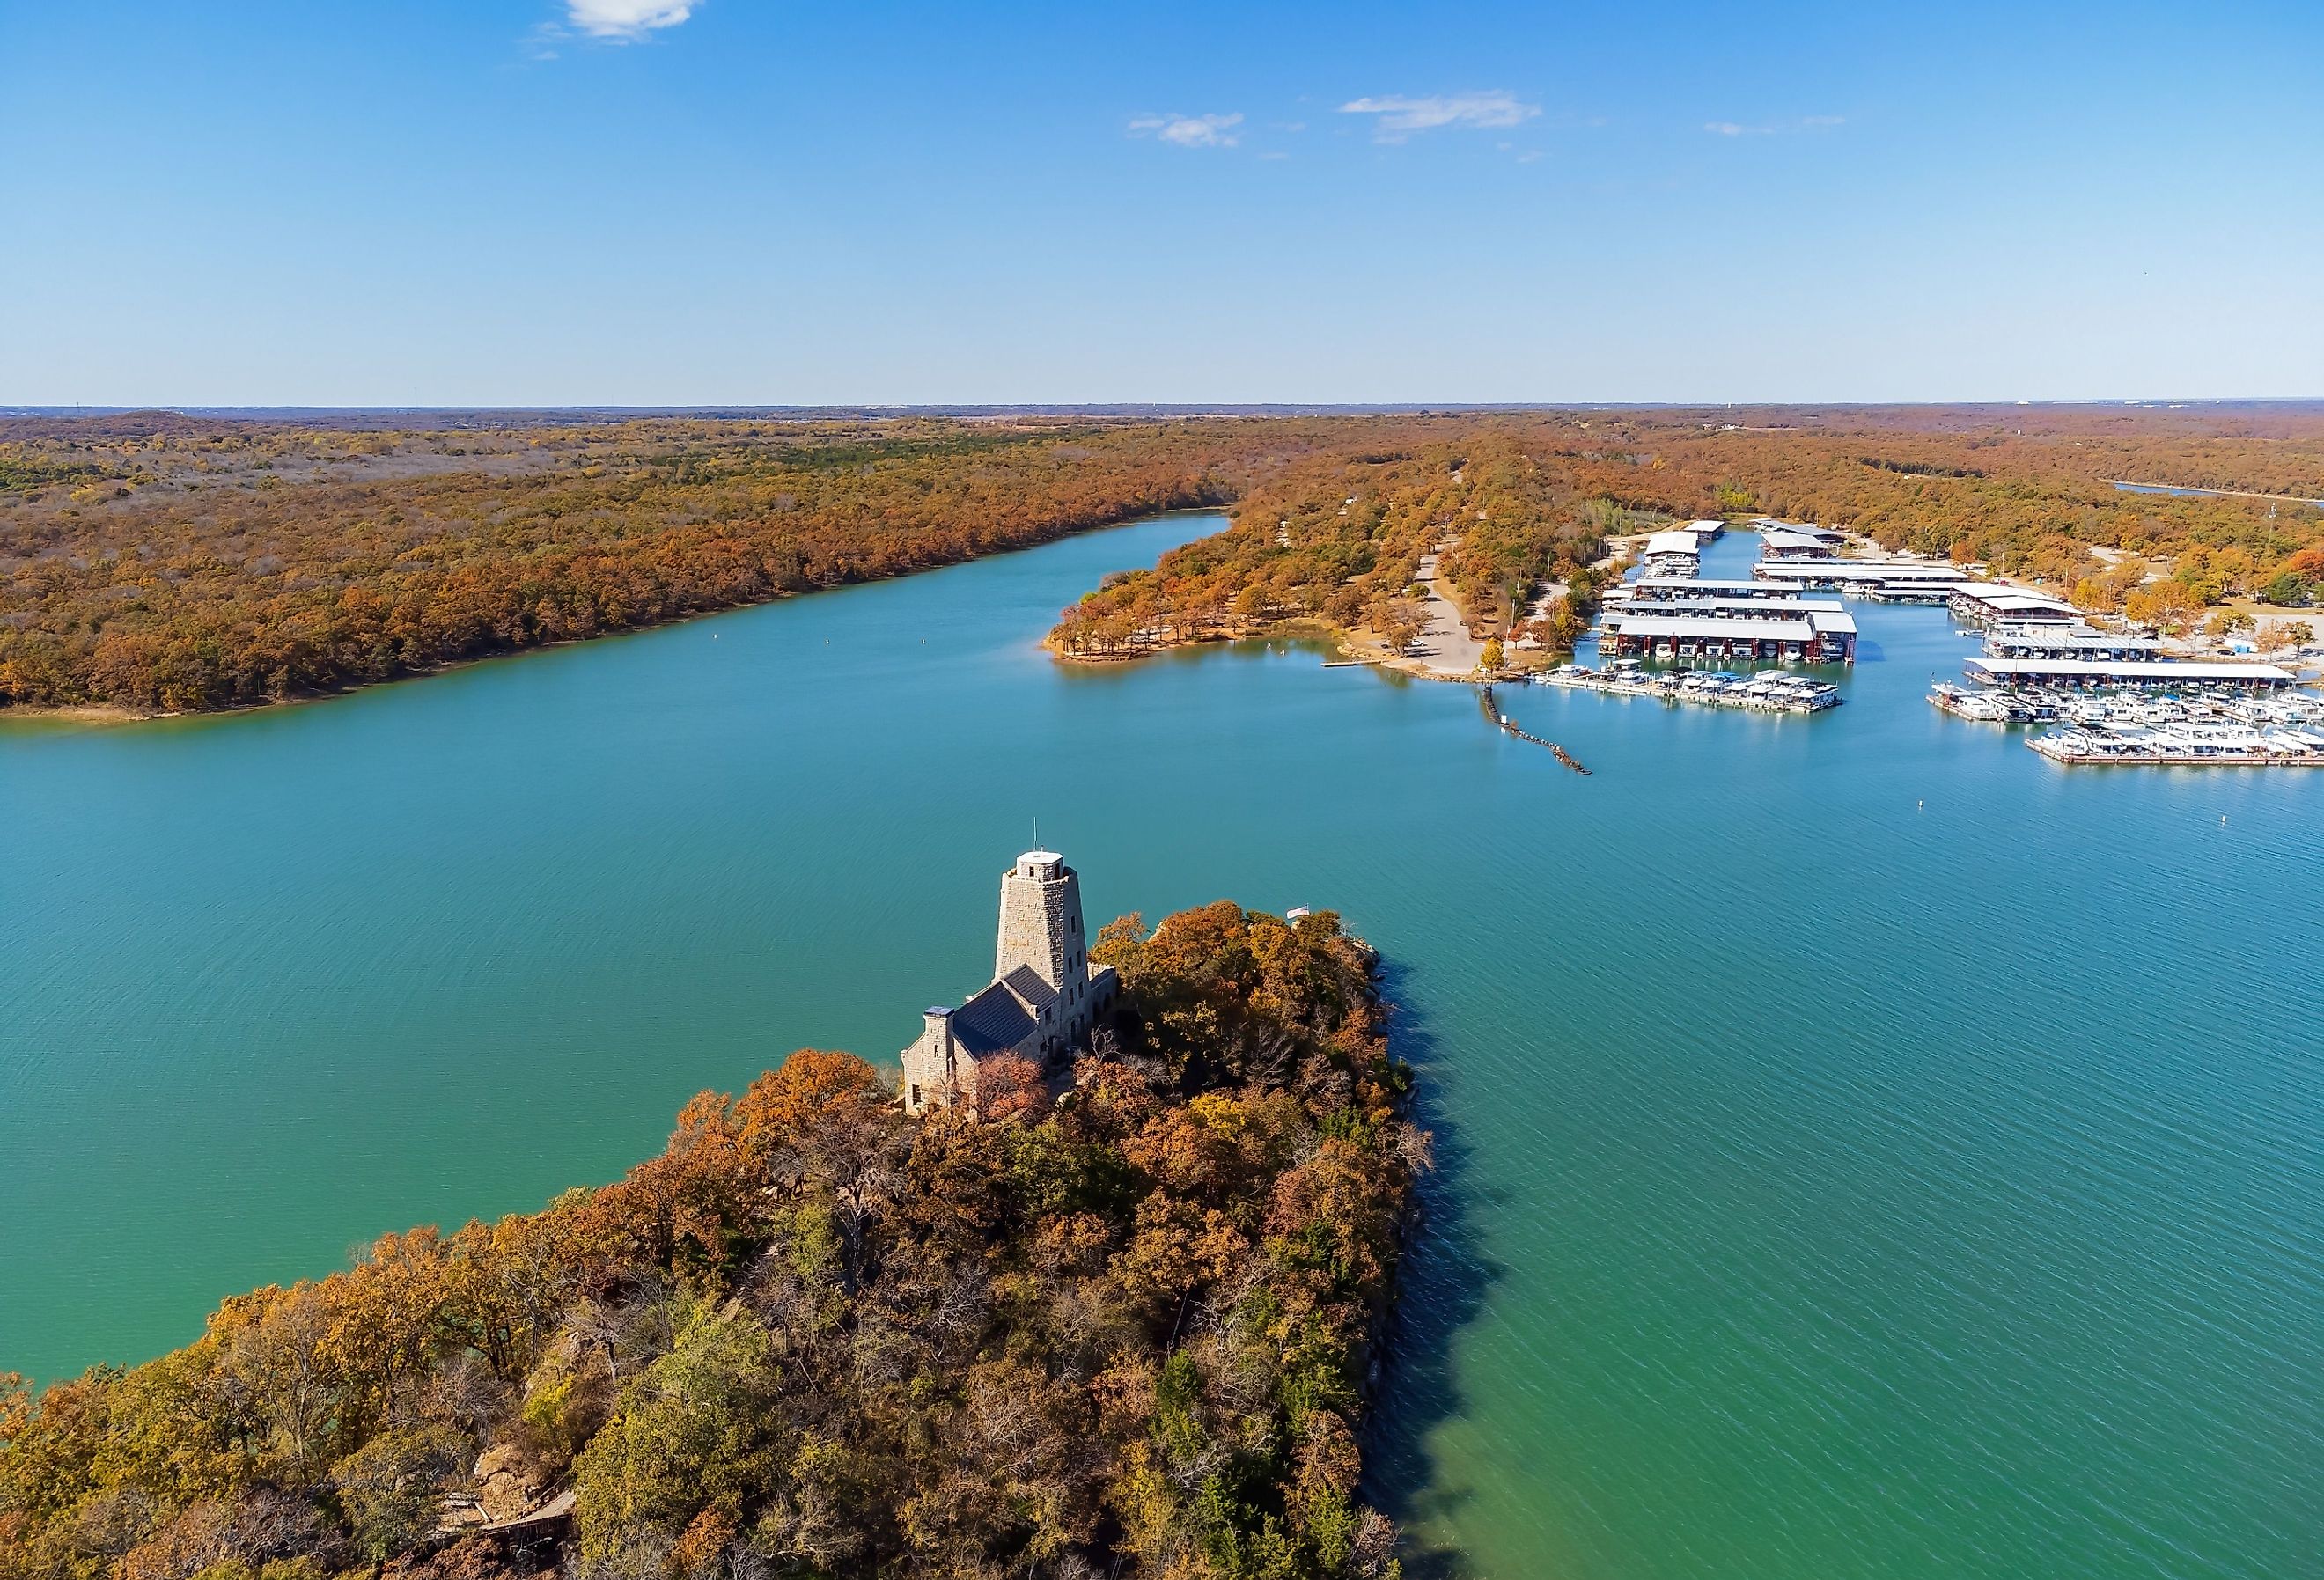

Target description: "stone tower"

left=995, top=850, right=1088, bottom=995
left=901, top=849, right=1115, bottom=1115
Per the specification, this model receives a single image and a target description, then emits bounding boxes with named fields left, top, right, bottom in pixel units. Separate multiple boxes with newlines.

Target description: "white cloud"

left=1706, top=114, right=1845, bottom=136
left=566, top=0, right=695, bottom=39
left=1128, top=112, right=1244, bottom=149
left=1337, top=92, right=1540, bottom=142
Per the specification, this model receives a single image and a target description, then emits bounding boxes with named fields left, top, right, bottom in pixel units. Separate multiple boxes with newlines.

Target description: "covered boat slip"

left=1611, top=595, right=1847, bottom=621
left=1983, top=626, right=2164, bottom=662
left=1756, top=525, right=1836, bottom=559
left=1948, top=586, right=2080, bottom=626
left=1641, top=529, right=1704, bottom=576
left=1753, top=559, right=1970, bottom=591
left=1600, top=608, right=1857, bottom=665
left=1965, top=657, right=2297, bottom=692
left=1618, top=577, right=1813, bottom=602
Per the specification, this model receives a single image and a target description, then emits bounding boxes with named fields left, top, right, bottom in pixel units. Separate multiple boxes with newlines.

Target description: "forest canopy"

left=6, top=405, right=2323, bottom=712
left=1045, top=405, right=2324, bottom=661
left=0, top=903, right=1425, bottom=1580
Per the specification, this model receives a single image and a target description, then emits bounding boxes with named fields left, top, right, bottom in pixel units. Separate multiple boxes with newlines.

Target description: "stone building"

left=901, top=850, right=1118, bottom=1113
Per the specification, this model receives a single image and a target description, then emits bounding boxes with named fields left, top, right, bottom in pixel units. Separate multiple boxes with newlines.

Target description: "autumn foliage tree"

left=0, top=905, right=1422, bottom=1580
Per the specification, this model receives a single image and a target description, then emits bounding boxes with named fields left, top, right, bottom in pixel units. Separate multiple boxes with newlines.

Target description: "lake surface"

left=2114, top=480, right=2324, bottom=507
left=4, top=518, right=2319, bottom=1579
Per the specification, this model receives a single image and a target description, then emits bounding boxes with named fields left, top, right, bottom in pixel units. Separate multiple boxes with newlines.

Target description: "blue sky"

left=4, top=0, right=2319, bottom=404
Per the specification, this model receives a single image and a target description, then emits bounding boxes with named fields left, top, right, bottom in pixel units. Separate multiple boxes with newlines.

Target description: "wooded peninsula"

left=4, top=405, right=2322, bottom=714
left=0, top=903, right=1423, bottom=1580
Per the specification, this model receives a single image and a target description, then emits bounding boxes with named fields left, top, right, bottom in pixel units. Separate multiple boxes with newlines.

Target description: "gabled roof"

left=950, top=981, right=1036, bottom=1055
left=1758, top=527, right=1834, bottom=555
left=1001, top=964, right=1057, bottom=1011
left=1604, top=613, right=1818, bottom=639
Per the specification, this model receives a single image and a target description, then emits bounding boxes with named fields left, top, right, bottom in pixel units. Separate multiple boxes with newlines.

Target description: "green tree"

left=330, top=1425, right=466, bottom=1561
left=570, top=1304, right=783, bottom=1567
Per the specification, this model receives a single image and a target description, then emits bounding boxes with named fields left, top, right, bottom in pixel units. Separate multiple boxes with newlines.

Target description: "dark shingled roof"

left=950, top=981, right=1036, bottom=1056
left=1001, top=965, right=1057, bottom=1011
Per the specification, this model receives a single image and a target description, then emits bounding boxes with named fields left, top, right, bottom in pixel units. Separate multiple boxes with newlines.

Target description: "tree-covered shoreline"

left=10, top=404, right=2324, bottom=716
left=1046, top=407, right=2324, bottom=665
left=0, top=903, right=1426, bottom=1580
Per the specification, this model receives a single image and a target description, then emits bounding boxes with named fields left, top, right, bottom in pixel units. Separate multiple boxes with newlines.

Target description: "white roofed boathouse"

left=1641, top=530, right=1703, bottom=578
left=1964, top=657, right=2296, bottom=692
left=1600, top=607, right=1857, bottom=665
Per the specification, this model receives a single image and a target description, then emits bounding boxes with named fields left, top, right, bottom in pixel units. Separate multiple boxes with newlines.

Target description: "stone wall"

left=996, top=853, right=1077, bottom=988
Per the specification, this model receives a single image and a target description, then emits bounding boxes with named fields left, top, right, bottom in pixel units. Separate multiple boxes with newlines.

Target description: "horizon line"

left=10, top=396, right=2324, bottom=420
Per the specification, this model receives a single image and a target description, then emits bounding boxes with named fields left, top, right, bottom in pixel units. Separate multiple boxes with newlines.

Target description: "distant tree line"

left=10, top=405, right=2324, bottom=713
left=0, top=418, right=1271, bottom=713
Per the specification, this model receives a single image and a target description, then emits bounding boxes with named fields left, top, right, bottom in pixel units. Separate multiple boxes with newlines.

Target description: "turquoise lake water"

left=2114, top=481, right=2324, bottom=507
left=3, top=517, right=2319, bottom=1578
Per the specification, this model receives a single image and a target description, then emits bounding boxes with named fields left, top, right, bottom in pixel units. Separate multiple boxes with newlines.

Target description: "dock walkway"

left=1536, top=665, right=1842, bottom=716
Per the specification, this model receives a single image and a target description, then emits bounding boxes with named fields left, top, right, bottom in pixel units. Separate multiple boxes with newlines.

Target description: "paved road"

left=1410, top=544, right=1486, bottom=675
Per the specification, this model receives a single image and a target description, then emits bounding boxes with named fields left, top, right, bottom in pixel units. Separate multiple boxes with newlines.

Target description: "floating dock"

left=1931, top=679, right=2324, bottom=765
left=1539, top=664, right=1842, bottom=714
left=1930, top=681, right=2053, bottom=724
left=2030, top=726, right=2324, bottom=766
left=1963, top=656, right=2298, bottom=692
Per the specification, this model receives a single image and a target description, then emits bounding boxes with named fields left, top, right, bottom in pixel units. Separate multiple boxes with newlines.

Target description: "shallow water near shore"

left=4, top=518, right=2319, bottom=1579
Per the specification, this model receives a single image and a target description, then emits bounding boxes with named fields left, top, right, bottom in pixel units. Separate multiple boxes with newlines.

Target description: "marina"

left=2029, top=724, right=2324, bottom=766
left=1539, top=662, right=1843, bottom=713
left=1931, top=665, right=2323, bottom=765
left=1595, top=523, right=2324, bottom=769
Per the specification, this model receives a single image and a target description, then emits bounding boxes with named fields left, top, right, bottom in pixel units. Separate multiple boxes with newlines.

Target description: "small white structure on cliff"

left=901, top=851, right=1117, bottom=1113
